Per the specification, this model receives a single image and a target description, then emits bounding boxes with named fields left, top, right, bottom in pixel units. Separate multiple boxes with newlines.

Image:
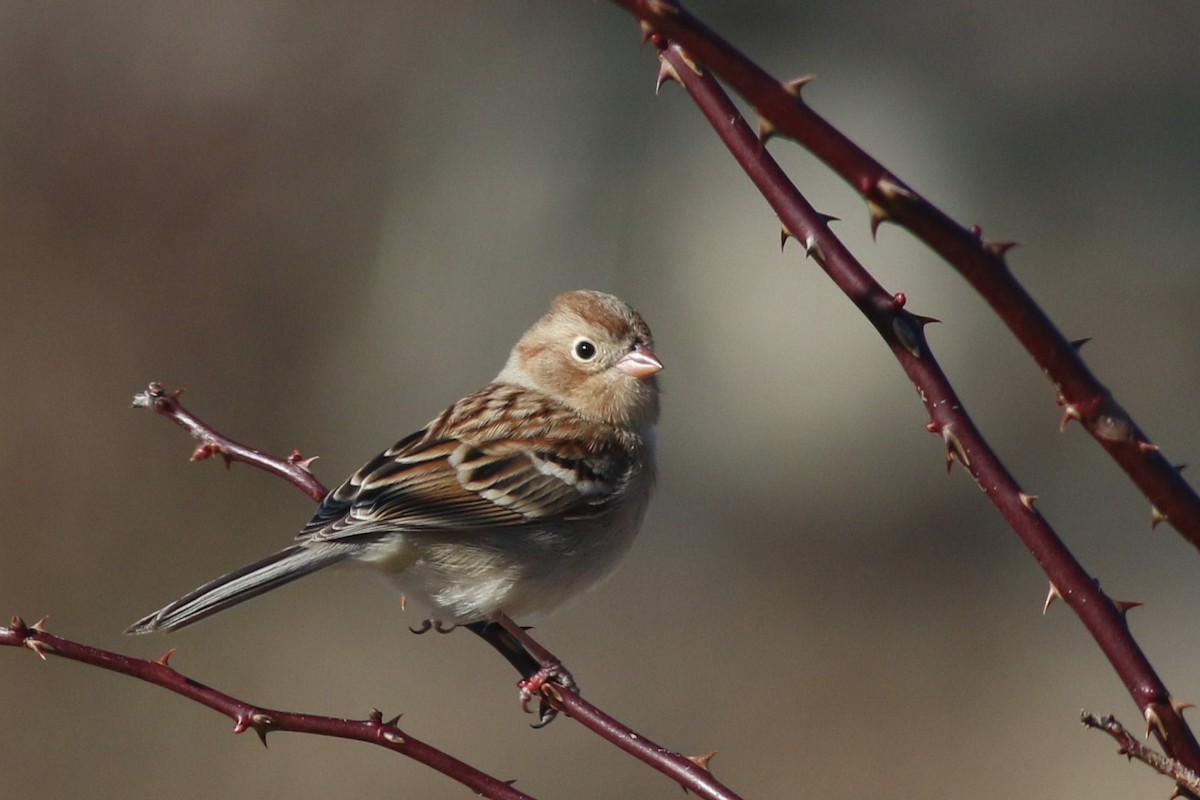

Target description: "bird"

left=126, top=290, right=662, bottom=649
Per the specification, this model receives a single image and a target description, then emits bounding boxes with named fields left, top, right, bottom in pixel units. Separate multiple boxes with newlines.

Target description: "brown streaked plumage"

left=127, top=290, right=662, bottom=634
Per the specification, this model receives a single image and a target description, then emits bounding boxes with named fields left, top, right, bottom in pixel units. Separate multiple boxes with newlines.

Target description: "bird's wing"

left=297, top=396, right=635, bottom=543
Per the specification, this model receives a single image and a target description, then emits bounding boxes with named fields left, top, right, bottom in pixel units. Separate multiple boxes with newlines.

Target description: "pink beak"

left=616, top=343, right=663, bottom=379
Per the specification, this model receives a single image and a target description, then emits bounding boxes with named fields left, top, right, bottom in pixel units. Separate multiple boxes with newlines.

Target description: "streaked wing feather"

left=297, top=390, right=634, bottom=543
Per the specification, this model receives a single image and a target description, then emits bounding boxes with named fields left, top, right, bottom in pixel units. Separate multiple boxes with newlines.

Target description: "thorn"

left=1138, top=440, right=1160, bottom=453
left=876, top=176, right=916, bottom=203
left=867, top=201, right=890, bottom=238
left=780, top=225, right=792, bottom=251
left=251, top=713, right=275, bottom=747
left=1042, top=582, right=1062, bottom=614
left=941, top=425, right=970, bottom=471
left=1151, top=505, right=1168, bottom=529
left=1070, top=337, right=1092, bottom=350
left=287, top=450, right=319, bottom=472
left=30, top=615, right=49, bottom=633
left=1170, top=697, right=1196, bottom=717
left=1176, top=463, right=1189, bottom=473
left=803, top=234, right=826, bottom=263
left=816, top=212, right=839, bottom=225
left=757, top=116, right=777, bottom=144
left=155, top=648, right=177, bottom=667
left=645, top=0, right=681, bottom=17
left=384, top=713, right=403, bottom=727
left=1145, top=705, right=1168, bottom=741
left=1059, top=404, right=1083, bottom=432
left=983, top=240, right=1019, bottom=258
left=782, top=75, right=815, bottom=96
left=638, top=20, right=655, bottom=45
left=655, top=57, right=682, bottom=94
left=1113, top=599, right=1143, bottom=617
left=671, top=45, right=703, bottom=78
left=892, top=316, right=922, bottom=358
left=687, top=751, right=718, bottom=772
left=24, top=638, right=50, bottom=660
left=1019, top=492, right=1038, bottom=511
left=234, top=712, right=276, bottom=747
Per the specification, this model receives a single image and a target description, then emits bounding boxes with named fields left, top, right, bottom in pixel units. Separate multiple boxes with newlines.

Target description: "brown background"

left=4, top=2, right=1200, bottom=798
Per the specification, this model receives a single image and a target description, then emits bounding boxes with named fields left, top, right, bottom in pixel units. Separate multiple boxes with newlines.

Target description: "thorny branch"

left=1082, top=711, right=1200, bottom=796
left=0, top=615, right=534, bottom=800
left=611, top=0, right=1200, bottom=553
left=131, top=382, right=328, bottom=503
left=647, top=27, right=1200, bottom=779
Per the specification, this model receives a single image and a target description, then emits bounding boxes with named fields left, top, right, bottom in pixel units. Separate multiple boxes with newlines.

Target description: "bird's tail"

left=125, top=543, right=354, bottom=634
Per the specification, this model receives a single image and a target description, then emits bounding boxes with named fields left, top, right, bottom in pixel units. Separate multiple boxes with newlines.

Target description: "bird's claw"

left=518, top=662, right=577, bottom=728
left=408, top=619, right=457, bottom=635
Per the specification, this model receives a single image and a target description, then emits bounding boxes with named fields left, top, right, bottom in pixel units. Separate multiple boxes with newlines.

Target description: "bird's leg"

left=493, top=612, right=576, bottom=726
left=464, top=613, right=576, bottom=727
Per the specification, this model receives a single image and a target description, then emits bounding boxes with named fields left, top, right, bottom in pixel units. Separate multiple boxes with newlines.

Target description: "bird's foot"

left=518, top=660, right=577, bottom=728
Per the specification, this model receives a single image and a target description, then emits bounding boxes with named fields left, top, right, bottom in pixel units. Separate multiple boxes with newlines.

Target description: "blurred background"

left=3, top=2, right=1200, bottom=797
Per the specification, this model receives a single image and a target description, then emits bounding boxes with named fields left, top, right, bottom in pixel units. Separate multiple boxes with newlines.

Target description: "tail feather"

left=125, top=543, right=354, bottom=634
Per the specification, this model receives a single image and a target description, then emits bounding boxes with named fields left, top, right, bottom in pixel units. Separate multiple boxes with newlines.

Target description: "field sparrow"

left=126, top=290, right=662, bottom=643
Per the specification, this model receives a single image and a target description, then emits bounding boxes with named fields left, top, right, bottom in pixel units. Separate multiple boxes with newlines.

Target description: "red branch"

left=650, top=38, right=1200, bottom=774
left=610, top=0, right=1200, bottom=553
left=0, top=616, right=533, bottom=800
left=132, top=382, right=328, bottom=503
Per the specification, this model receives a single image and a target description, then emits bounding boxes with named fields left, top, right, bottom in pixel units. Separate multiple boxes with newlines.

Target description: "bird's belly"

left=364, top=518, right=641, bottom=625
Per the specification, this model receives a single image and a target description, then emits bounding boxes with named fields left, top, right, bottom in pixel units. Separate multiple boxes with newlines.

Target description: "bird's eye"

left=573, top=338, right=597, bottom=361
